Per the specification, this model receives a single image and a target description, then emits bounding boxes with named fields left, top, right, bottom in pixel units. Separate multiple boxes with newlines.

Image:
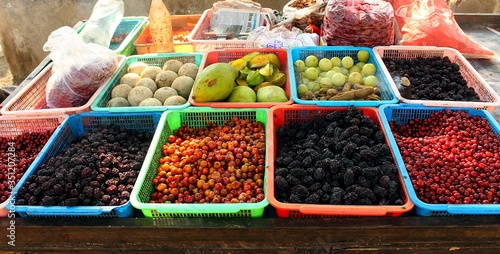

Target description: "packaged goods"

left=43, top=27, right=118, bottom=108
left=323, top=0, right=395, bottom=47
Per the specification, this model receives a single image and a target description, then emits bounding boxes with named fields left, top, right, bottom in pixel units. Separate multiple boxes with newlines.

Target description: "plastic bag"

left=44, top=26, right=118, bottom=109
left=323, top=0, right=395, bottom=47
left=279, top=0, right=327, bottom=31
left=392, top=0, right=494, bottom=59
left=246, top=25, right=319, bottom=48
left=79, top=0, right=124, bottom=48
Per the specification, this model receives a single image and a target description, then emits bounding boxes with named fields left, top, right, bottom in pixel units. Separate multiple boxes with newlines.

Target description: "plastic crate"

left=7, top=112, right=161, bottom=218
left=379, top=104, right=500, bottom=216
left=0, top=56, right=125, bottom=117
left=188, top=9, right=272, bottom=52
left=0, top=115, right=66, bottom=217
left=91, top=53, right=203, bottom=113
left=188, top=48, right=293, bottom=108
left=134, top=15, right=201, bottom=54
left=372, top=46, right=500, bottom=112
left=288, top=46, right=399, bottom=107
left=131, top=107, right=269, bottom=218
left=76, top=16, right=147, bottom=56
left=267, top=105, right=413, bottom=218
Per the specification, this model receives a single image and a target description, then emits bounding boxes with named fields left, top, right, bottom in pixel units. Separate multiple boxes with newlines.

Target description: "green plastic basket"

left=76, top=16, right=147, bottom=56
left=91, top=53, right=203, bottom=113
left=130, top=107, right=269, bottom=218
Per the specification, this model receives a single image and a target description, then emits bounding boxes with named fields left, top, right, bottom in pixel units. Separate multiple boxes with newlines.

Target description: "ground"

left=0, top=44, right=13, bottom=89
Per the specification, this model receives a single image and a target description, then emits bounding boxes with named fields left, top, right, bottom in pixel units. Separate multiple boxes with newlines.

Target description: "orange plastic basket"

left=267, top=105, right=414, bottom=218
left=188, top=48, right=293, bottom=108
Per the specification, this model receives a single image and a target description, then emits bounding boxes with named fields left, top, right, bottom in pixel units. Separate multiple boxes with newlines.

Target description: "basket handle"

left=299, top=205, right=388, bottom=216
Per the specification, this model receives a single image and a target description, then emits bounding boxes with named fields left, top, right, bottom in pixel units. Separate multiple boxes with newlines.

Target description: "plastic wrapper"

left=392, top=0, right=494, bottom=59
left=323, top=0, right=395, bottom=47
left=279, top=0, right=327, bottom=31
left=79, top=0, right=124, bottom=48
left=246, top=25, right=319, bottom=48
left=43, top=26, right=118, bottom=109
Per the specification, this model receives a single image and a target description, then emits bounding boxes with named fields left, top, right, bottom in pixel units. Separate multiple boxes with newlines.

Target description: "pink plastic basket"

left=0, top=56, right=125, bottom=116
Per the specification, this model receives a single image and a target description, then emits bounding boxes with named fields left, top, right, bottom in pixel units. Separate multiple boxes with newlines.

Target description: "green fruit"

left=331, top=73, right=346, bottom=87
left=294, top=60, right=306, bottom=72
left=305, top=55, right=319, bottom=67
left=330, top=57, right=342, bottom=67
left=257, top=86, right=288, bottom=102
left=361, top=63, right=377, bottom=76
left=318, top=58, right=333, bottom=72
left=348, top=72, right=363, bottom=84
left=191, top=63, right=238, bottom=102
left=307, top=81, right=320, bottom=92
left=304, top=67, right=319, bottom=80
left=363, top=75, right=379, bottom=87
left=297, top=84, right=309, bottom=97
left=357, top=50, right=370, bottom=62
left=341, top=56, right=354, bottom=69
left=227, top=86, right=257, bottom=102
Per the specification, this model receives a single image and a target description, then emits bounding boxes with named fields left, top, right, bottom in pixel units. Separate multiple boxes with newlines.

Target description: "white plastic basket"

left=372, top=46, right=500, bottom=112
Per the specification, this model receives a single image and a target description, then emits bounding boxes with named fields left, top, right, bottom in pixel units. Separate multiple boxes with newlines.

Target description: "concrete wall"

left=0, top=0, right=288, bottom=85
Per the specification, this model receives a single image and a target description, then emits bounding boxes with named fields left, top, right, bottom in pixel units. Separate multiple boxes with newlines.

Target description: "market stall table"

left=2, top=14, right=500, bottom=253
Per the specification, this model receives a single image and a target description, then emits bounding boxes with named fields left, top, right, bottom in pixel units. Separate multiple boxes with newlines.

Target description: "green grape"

left=331, top=73, right=346, bottom=87
left=297, top=84, right=309, bottom=96
left=294, top=60, right=306, bottom=72
left=305, top=55, right=319, bottom=68
left=318, top=58, right=333, bottom=72
left=363, top=75, right=378, bottom=86
left=304, top=67, right=319, bottom=80
left=330, top=57, right=342, bottom=67
left=341, top=56, right=354, bottom=69
left=357, top=50, right=370, bottom=62
left=319, top=77, right=333, bottom=88
left=361, top=63, right=377, bottom=76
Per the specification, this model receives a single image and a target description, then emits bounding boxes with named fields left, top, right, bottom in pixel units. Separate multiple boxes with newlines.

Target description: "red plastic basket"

left=267, top=105, right=414, bottom=218
left=188, top=48, right=293, bottom=108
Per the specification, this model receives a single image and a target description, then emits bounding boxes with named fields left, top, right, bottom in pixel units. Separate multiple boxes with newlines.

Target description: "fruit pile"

left=191, top=52, right=288, bottom=103
left=382, top=56, right=481, bottom=101
left=274, top=107, right=405, bottom=205
left=0, top=130, right=55, bottom=203
left=150, top=116, right=265, bottom=204
left=107, top=59, right=198, bottom=107
left=14, top=125, right=153, bottom=206
left=294, top=50, right=381, bottom=101
left=390, top=109, right=500, bottom=204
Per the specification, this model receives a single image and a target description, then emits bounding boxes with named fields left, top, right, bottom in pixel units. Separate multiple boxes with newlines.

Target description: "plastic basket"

left=76, top=16, right=147, bottom=56
left=188, top=48, right=293, bottom=108
left=288, top=46, right=399, bottom=107
left=0, top=56, right=125, bottom=117
left=188, top=9, right=271, bottom=52
left=379, top=104, right=500, bottom=216
left=134, top=15, right=201, bottom=54
left=372, top=46, right=500, bottom=112
left=267, top=105, right=413, bottom=218
left=131, top=107, right=269, bottom=218
left=0, top=115, right=66, bottom=217
left=91, top=53, right=203, bottom=113
left=7, top=112, right=161, bottom=218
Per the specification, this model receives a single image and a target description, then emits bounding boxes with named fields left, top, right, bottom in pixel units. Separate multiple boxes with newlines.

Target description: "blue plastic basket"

left=288, top=46, right=398, bottom=107
left=77, top=16, right=147, bottom=56
left=91, top=53, right=203, bottom=113
left=7, top=112, right=161, bottom=218
left=379, top=104, right=500, bottom=216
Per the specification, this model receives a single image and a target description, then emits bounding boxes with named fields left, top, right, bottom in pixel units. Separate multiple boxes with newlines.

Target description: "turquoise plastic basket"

left=288, top=46, right=398, bottom=107
left=7, top=112, right=161, bottom=218
left=379, top=104, right=500, bottom=216
left=76, top=16, right=147, bottom=56
left=91, top=53, right=203, bottom=113
left=130, top=107, right=269, bottom=218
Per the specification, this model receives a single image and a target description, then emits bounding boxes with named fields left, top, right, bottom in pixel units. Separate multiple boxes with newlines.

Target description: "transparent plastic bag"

left=323, top=0, right=395, bottom=47
left=79, top=0, right=124, bottom=48
left=392, top=0, right=494, bottom=59
left=246, top=25, right=319, bottom=48
left=44, top=26, right=118, bottom=108
left=279, top=0, right=327, bottom=31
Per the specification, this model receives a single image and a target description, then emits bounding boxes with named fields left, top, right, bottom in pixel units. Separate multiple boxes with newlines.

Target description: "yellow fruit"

left=229, top=58, right=247, bottom=71
left=248, top=54, right=270, bottom=69
left=265, top=53, right=281, bottom=69
left=191, top=63, right=239, bottom=102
